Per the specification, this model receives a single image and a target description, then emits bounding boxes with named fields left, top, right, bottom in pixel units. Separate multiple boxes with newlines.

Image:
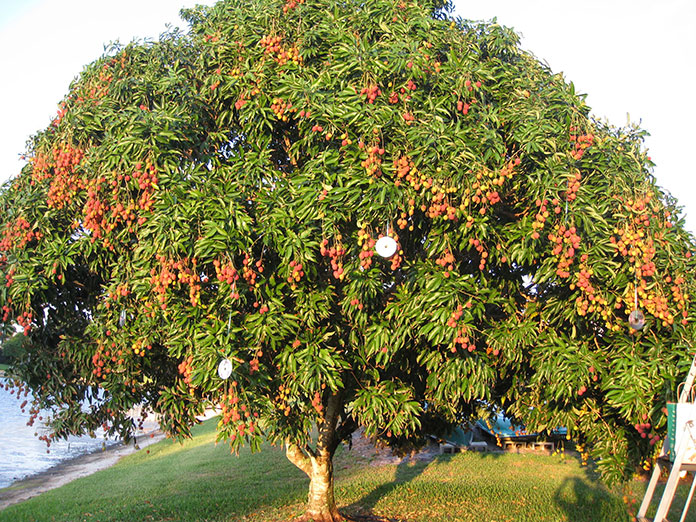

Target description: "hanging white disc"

left=375, top=236, right=397, bottom=258
left=628, top=309, right=645, bottom=330
left=217, top=358, right=233, bottom=380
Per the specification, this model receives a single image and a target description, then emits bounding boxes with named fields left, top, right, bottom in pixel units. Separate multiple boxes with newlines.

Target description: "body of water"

left=0, top=379, right=114, bottom=489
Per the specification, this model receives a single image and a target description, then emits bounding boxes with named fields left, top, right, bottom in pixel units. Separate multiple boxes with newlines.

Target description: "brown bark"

left=285, top=392, right=349, bottom=522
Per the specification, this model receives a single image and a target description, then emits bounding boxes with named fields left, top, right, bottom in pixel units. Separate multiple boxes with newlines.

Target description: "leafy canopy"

left=0, top=0, right=694, bottom=485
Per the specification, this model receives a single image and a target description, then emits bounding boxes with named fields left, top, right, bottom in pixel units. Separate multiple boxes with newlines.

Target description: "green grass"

left=0, top=364, right=9, bottom=372
left=0, top=418, right=694, bottom=521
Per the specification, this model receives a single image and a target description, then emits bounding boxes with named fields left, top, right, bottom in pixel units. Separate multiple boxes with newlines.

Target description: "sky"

left=0, top=0, right=694, bottom=234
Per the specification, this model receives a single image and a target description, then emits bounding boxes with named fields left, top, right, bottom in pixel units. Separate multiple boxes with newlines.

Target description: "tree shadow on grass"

left=340, top=441, right=507, bottom=521
left=553, top=474, right=631, bottom=522
left=340, top=435, right=634, bottom=522
left=549, top=451, right=637, bottom=522
left=342, top=455, right=435, bottom=520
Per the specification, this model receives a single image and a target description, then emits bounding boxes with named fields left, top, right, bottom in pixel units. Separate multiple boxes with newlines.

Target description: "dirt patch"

left=344, top=429, right=442, bottom=467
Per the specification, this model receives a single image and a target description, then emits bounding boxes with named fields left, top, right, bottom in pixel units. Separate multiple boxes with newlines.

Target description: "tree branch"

left=332, top=415, right=358, bottom=454
left=285, top=440, right=312, bottom=477
left=317, top=391, right=342, bottom=457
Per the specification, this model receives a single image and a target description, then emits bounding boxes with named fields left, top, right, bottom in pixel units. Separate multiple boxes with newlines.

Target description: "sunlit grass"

left=1, top=418, right=694, bottom=521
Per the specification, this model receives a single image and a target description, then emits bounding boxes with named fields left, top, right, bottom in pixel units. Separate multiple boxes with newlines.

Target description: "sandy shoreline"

left=0, top=428, right=165, bottom=511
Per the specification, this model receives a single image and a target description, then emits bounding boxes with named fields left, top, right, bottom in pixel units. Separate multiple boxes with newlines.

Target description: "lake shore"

left=0, top=427, right=165, bottom=511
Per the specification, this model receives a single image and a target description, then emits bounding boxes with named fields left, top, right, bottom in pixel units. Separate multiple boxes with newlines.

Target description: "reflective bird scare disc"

left=217, top=358, right=233, bottom=380
left=375, top=236, right=397, bottom=258
left=628, top=309, right=645, bottom=330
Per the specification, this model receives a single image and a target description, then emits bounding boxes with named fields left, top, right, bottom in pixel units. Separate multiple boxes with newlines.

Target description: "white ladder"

left=638, top=352, right=696, bottom=522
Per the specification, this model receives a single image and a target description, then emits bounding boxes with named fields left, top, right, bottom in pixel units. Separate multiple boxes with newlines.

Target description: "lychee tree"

left=1, top=0, right=695, bottom=520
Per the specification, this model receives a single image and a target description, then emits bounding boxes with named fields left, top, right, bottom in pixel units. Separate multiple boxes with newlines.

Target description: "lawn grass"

left=0, top=364, right=9, bottom=372
left=0, top=418, right=694, bottom=522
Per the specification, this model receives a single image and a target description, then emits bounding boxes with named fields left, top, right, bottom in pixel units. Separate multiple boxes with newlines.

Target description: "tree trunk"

left=285, top=392, right=351, bottom=522
left=286, top=442, right=344, bottom=522
left=305, top=454, right=341, bottom=521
